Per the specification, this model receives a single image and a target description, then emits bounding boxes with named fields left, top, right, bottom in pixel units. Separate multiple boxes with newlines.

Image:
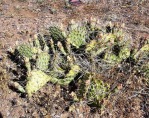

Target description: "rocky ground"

left=0, top=0, right=149, bottom=117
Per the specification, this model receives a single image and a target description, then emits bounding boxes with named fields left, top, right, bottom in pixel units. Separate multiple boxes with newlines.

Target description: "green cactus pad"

left=86, top=40, right=97, bottom=52
left=134, top=43, right=149, bottom=78
left=134, top=44, right=149, bottom=60
left=104, top=48, right=130, bottom=64
left=57, top=65, right=80, bottom=85
left=51, top=53, right=66, bottom=77
left=17, top=44, right=37, bottom=59
left=26, top=70, right=53, bottom=96
left=97, top=27, right=131, bottom=64
left=67, top=26, right=88, bottom=48
left=36, top=52, right=50, bottom=71
left=33, top=36, right=42, bottom=49
left=49, top=26, right=65, bottom=41
left=119, top=46, right=131, bottom=60
left=86, top=79, right=110, bottom=105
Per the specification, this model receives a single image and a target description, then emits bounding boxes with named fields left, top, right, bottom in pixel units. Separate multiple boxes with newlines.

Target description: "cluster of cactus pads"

left=11, top=18, right=149, bottom=106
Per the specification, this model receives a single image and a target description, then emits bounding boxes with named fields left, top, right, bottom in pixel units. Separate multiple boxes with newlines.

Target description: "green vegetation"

left=10, top=18, right=149, bottom=107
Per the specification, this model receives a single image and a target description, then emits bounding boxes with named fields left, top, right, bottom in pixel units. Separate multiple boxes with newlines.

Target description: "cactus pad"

left=17, top=44, right=37, bottom=59
left=57, top=65, right=80, bottom=85
left=36, top=52, right=50, bottom=71
left=86, top=79, right=110, bottom=105
left=26, top=70, right=53, bottom=96
left=49, top=26, right=65, bottom=41
left=134, top=43, right=149, bottom=78
left=67, top=26, right=88, bottom=48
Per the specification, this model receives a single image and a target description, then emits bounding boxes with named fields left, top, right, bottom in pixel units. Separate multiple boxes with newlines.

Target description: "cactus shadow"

left=7, top=51, right=27, bottom=97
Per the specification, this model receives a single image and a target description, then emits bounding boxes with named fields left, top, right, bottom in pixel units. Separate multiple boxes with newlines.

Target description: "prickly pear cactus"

left=85, top=23, right=131, bottom=65
left=75, top=75, right=111, bottom=107
left=134, top=41, right=149, bottom=79
left=86, top=78, right=110, bottom=106
left=26, top=69, right=53, bottom=96
left=49, top=20, right=88, bottom=49
left=103, top=30, right=131, bottom=64
left=26, top=65, right=80, bottom=96
left=12, top=31, right=82, bottom=96
left=67, top=26, right=88, bottom=48
left=17, top=44, right=37, bottom=59
left=11, top=18, right=149, bottom=102
left=49, top=26, right=65, bottom=41
left=57, top=65, right=80, bottom=85
left=36, top=52, right=50, bottom=71
left=104, top=45, right=131, bottom=64
left=134, top=43, right=149, bottom=60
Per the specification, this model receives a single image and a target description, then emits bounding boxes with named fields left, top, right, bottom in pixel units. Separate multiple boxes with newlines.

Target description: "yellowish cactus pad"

left=26, top=70, right=52, bottom=97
